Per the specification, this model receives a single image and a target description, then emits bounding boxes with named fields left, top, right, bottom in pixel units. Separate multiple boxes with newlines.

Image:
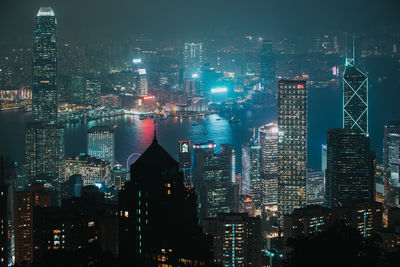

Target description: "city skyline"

left=1, top=3, right=400, bottom=266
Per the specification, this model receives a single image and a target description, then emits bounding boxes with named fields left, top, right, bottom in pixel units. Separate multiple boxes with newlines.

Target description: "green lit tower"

left=32, top=7, right=58, bottom=125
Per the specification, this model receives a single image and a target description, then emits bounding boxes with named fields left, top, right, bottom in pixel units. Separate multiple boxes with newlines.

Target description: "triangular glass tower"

left=343, top=56, right=368, bottom=134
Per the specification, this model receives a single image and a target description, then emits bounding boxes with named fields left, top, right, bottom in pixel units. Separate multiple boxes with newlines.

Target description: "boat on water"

left=229, top=114, right=241, bottom=123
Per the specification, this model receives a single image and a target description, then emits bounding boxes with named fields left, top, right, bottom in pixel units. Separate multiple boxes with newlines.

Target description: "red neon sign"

left=143, top=96, right=154, bottom=100
left=297, top=84, right=304, bottom=89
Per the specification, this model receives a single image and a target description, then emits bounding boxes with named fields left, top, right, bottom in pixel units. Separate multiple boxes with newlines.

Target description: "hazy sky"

left=1, top=0, right=400, bottom=42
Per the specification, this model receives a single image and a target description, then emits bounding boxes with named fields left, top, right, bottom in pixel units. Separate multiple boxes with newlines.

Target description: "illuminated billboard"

left=211, top=87, right=227, bottom=93
left=179, top=140, right=190, bottom=153
left=138, top=68, right=146, bottom=75
left=143, top=95, right=154, bottom=100
left=132, top=58, right=142, bottom=64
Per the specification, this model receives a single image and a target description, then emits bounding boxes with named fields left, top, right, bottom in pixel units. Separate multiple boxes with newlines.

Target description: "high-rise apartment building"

left=88, top=126, right=115, bottom=166
left=277, top=80, right=307, bottom=223
left=203, top=213, right=262, bottom=266
left=384, top=121, right=400, bottom=207
left=14, top=184, right=51, bottom=265
left=325, top=129, right=375, bottom=208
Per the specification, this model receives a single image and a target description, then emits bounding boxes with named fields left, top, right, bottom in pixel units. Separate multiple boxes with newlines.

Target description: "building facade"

left=384, top=121, right=400, bottom=207
left=325, top=129, right=375, bottom=208
left=277, top=80, right=307, bottom=223
left=32, top=7, right=58, bottom=125
left=203, top=213, right=262, bottom=267
left=88, top=126, right=115, bottom=166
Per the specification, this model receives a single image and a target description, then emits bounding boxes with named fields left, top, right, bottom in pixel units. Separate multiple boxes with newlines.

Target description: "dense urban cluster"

left=1, top=5, right=400, bottom=267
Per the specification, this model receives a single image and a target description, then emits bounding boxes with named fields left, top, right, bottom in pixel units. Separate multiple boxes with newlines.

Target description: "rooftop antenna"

left=345, top=33, right=355, bottom=67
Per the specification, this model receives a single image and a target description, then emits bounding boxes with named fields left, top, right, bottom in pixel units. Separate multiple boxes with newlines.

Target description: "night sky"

left=1, top=0, right=400, bottom=42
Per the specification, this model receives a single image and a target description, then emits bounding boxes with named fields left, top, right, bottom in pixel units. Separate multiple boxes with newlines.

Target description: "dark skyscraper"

left=118, top=136, right=212, bottom=265
left=0, top=157, right=9, bottom=267
left=260, top=40, right=276, bottom=90
left=277, top=80, right=307, bottom=223
left=343, top=58, right=368, bottom=134
left=325, top=129, right=375, bottom=208
left=193, top=142, right=237, bottom=223
left=384, top=121, right=400, bottom=207
left=32, top=7, right=58, bottom=125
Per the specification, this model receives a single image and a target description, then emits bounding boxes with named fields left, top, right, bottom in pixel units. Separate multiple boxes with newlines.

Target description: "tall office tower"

left=183, top=42, right=204, bottom=78
left=32, top=7, right=58, bottom=125
left=306, top=171, right=325, bottom=206
left=14, top=184, right=51, bottom=265
left=343, top=56, right=368, bottom=134
left=70, top=75, right=86, bottom=105
left=277, top=80, right=307, bottom=223
left=260, top=40, right=276, bottom=90
left=25, top=123, right=65, bottom=192
left=0, top=157, right=9, bottom=267
left=85, top=79, right=101, bottom=107
left=259, top=122, right=279, bottom=207
left=384, top=121, right=400, bottom=207
left=203, top=213, right=262, bottom=266
left=132, top=59, right=149, bottom=96
left=242, top=138, right=263, bottom=208
left=321, top=144, right=327, bottom=172
left=65, top=154, right=111, bottom=187
left=178, top=140, right=192, bottom=188
left=325, top=129, right=375, bottom=208
left=118, top=137, right=213, bottom=265
left=194, top=142, right=237, bottom=223
left=88, top=126, right=115, bottom=166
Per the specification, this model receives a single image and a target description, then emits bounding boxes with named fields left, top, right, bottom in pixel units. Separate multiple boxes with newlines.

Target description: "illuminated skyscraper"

left=25, top=7, right=65, bottom=205
left=88, top=126, right=115, bottom=166
left=384, top=121, right=400, bottom=207
left=178, top=140, right=192, bottom=188
left=343, top=56, right=368, bottom=134
left=260, top=40, right=276, bottom=90
left=85, top=79, right=101, bottom=107
left=25, top=123, right=65, bottom=199
left=321, top=144, right=327, bottom=172
left=32, top=7, right=58, bottom=125
left=325, top=129, right=375, bottom=208
left=132, top=58, right=149, bottom=96
left=193, top=142, right=237, bottom=223
left=259, top=122, right=279, bottom=207
left=242, top=136, right=262, bottom=208
left=277, top=80, right=307, bottom=223
left=184, top=42, right=203, bottom=78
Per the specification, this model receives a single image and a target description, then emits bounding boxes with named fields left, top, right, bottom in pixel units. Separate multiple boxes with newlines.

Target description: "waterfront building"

left=65, top=154, right=111, bottom=187
left=88, top=126, right=115, bottom=166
